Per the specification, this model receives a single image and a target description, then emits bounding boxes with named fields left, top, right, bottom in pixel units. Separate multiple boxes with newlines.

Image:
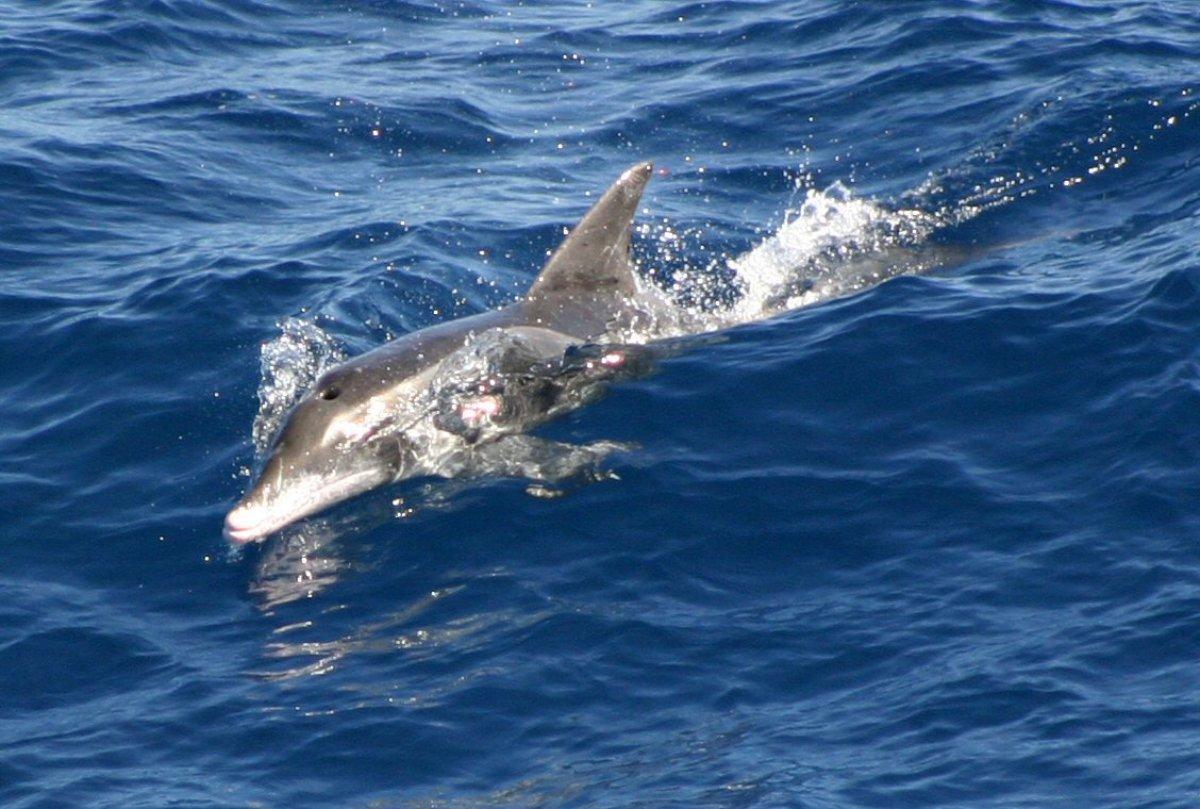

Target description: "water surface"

left=2, top=1, right=1199, bottom=806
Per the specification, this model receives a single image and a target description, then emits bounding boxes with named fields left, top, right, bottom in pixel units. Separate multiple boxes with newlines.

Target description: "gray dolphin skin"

left=225, top=162, right=656, bottom=543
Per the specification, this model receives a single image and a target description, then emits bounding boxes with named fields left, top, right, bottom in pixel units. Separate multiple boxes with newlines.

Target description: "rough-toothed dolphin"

left=225, top=162, right=656, bottom=543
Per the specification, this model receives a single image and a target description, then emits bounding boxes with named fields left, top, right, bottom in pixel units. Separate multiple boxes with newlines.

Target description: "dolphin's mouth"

left=224, top=468, right=393, bottom=544
left=223, top=504, right=293, bottom=544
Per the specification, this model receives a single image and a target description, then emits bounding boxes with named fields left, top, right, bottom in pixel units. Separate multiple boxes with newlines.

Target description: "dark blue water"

left=4, top=1, right=1200, bottom=805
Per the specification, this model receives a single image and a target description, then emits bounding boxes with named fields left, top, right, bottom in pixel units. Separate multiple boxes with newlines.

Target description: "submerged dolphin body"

left=225, top=163, right=657, bottom=543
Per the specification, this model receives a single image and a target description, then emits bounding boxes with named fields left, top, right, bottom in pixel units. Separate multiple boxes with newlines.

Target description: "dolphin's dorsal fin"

left=527, top=162, right=653, bottom=301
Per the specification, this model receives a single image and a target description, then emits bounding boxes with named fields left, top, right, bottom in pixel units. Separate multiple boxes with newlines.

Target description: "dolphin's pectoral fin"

left=465, top=434, right=634, bottom=484
left=526, top=162, right=653, bottom=302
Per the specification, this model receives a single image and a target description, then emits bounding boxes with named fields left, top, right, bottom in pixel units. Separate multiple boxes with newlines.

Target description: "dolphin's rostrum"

left=225, top=162, right=656, bottom=543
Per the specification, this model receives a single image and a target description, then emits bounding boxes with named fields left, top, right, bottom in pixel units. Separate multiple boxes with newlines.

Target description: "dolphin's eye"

left=320, top=386, right=341, bottom=401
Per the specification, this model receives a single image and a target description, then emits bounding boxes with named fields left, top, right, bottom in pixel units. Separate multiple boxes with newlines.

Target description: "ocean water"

left=3, top=0, right=1200, bottom=805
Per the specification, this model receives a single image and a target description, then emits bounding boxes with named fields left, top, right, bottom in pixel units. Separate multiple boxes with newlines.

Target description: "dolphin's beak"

left=224, top=452, right=287, bottom=544
left=223, top=500, right=279, bottom=544
left=223, top=484, right=325, bottom=545
left=224, top=451, right=398, bottom=544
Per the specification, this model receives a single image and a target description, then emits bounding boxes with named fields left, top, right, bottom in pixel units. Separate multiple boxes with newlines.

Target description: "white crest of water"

left=724, top=183, right=940, bottom=323
left=253, top=317, right=345, bottom=457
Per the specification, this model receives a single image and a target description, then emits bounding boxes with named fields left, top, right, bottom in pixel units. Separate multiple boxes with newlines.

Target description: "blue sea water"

left=3, top=0, right=1200, bottom=805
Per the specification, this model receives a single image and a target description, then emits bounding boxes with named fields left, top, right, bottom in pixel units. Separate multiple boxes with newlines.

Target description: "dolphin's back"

left=318, top=307, right=523, bottom=406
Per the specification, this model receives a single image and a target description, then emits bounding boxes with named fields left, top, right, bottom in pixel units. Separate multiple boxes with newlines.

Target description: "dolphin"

left=225, top=162, right=657, bottom=543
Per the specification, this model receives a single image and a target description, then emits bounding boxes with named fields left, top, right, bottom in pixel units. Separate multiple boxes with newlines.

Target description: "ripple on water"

left=3, top=0, right=1200, bottom=805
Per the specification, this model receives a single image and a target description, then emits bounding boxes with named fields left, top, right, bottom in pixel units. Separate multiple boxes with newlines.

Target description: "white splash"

left=620, top=182, right=947, bottom=343
left=252, top=317, right=345, bottom=457
left=725, top=183, right=939, bottom=321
